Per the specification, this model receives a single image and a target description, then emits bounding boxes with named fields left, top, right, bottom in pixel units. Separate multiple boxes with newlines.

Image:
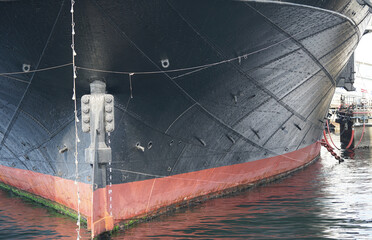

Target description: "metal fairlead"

left=81, top=79, right=114, bottom=188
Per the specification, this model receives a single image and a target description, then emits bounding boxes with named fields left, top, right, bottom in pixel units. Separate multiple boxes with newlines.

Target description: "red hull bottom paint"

left=0, top=142, right=321, bottom=237
left=0, top=166, right=92, bottom=217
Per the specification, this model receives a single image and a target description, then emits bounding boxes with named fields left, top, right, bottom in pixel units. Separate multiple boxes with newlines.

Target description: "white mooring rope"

left=108, top=132, right=113, bottom=217
left=70, top=1, right=81, bottom=239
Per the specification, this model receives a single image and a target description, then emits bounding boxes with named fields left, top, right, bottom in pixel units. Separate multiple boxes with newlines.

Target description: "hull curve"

left=0, top=0, right=371, bottom=237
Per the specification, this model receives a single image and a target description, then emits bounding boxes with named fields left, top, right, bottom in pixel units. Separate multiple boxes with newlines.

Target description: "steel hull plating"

left=0, top=0, right=371, bottom=237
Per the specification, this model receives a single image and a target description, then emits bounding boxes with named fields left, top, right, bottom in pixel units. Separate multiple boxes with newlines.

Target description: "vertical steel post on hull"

left=81, top=79, right=115, bottom=236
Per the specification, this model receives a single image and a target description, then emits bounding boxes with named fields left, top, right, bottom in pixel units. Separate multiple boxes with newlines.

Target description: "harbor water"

left=1, top=137, right=372, bottom=239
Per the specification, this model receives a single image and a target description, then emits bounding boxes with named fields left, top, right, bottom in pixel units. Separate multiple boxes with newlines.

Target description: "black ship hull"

left=0, top=0, right=371, bottom=237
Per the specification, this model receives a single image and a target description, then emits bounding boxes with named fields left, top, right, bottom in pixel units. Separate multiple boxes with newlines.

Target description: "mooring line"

left=70, top=0, right=81, bottom=239
left=0, top=63, right=72, bottom=77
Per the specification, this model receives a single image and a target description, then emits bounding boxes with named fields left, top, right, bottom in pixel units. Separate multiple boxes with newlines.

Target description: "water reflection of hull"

left=0, top=189, right=90, bottom=238
left=0, top=0, right=371, bottom=237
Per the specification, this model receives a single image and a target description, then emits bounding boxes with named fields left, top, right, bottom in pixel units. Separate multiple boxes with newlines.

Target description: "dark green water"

left=1, top=146, right=371, bottom=239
